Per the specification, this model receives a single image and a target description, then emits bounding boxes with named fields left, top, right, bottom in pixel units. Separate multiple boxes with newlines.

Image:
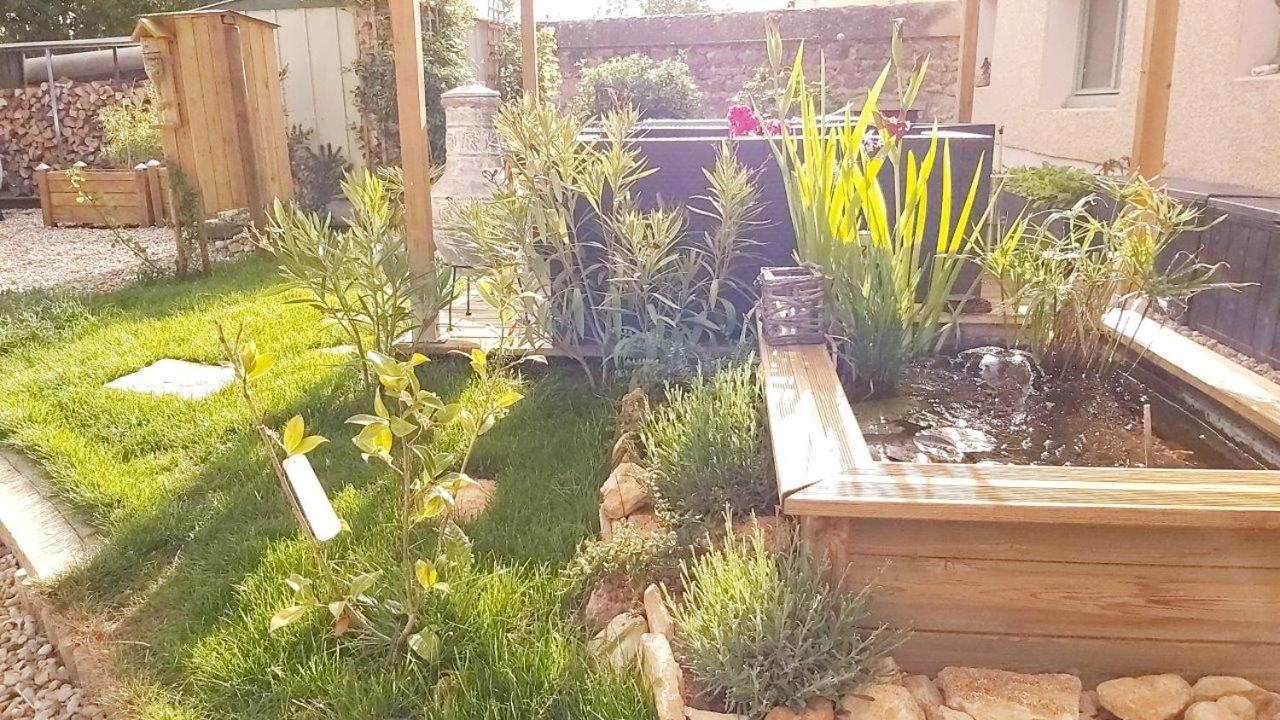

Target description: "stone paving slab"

left=0, top=450, right=94, bottom=583
left=103, top=359, right=234, bottom=400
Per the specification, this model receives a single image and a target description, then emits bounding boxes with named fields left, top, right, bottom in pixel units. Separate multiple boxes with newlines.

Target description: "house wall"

left=550, top=3, right=963, bottom=121
left=973, top=0, right=1280, bottom=193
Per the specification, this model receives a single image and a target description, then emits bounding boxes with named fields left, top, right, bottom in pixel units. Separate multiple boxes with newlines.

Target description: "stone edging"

left=0, top=447, right=109, bottom=697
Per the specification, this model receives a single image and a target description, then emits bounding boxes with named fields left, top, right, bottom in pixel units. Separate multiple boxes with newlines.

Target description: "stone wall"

left=549, top=3, right=961, bottom=121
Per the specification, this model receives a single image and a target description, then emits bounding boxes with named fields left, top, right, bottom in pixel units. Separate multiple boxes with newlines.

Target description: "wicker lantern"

left=758, top=265, right=828, bottom=346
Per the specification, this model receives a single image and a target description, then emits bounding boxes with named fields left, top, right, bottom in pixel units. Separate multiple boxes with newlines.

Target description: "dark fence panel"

left=1179, top=200, right=1280, bottom=367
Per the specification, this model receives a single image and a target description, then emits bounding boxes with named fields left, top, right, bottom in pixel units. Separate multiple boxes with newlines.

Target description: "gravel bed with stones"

left=1, top=549, right=104, bottom=720
left=0, top=209, right=252, bottom=295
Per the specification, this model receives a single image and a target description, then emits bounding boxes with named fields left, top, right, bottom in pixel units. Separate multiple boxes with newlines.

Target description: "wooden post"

left=222, top=17, right=266, bottom=225
left=1131, top=0, right=1180, bottom=180
left=956, top=0, right=980, bottom=122
left=134, top=163, right=154, bottom=226
left=146, top=161, right=167, bottom=226
left=35, top=164, right=53, bottom=227
left=521, top=0, right=537, bottom=100
left=389, top=0, right=439, bottom=341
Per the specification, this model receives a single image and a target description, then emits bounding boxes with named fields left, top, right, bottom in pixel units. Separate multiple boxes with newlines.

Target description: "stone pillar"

left=432, top=82, right=502, bottom=220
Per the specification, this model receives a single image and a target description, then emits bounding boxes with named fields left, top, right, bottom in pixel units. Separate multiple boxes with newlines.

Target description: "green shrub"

left=641, top=361, right=772, bottom=526
left=574, top=53, right=702, bottom=118
left=98, top=87, right=162, bottom=167
left=671, top=522, right=893, bottom=718
left=1002, top=163, right=1096, bottom=209
left=0, top=290, right=90, bottom=354
left=562, top=522, right=680, bottom=598
left=287, top=125, right=352, bottom=211
left=495, top=4, right=561, bottom=101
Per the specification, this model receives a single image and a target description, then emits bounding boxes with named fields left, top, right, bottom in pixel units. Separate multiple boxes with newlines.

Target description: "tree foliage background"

left=0, top=0, right=201, bottom=43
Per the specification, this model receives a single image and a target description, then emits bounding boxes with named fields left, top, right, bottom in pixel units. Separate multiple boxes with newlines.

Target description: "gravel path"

left=1, top=549, right=104, bottom=720
left=0, top=210, right=178, bottom=295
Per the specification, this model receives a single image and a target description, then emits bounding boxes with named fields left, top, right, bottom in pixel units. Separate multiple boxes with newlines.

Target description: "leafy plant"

left=573, top=53, right=702, bottom=119
left=0, top=290, right=89, bottom=354
left=765, top=22, right=986, bottom=395
left=671, top=519, right=894, bottom=718
left=641, top=360, right=773, bottom=527
left=288, top=125, right=352, bottom=212
left=348, top=0, right=473, bottom=167
left=257, top=169, right=453, bottom=387
left=448, top=101, right=761, bottom=383
left=981, top=174, right=1228, bottom=376
left=494, top=1, right=561, bottom=101
left=1002, top=163, right=1096, bottom=210
left=563, top=522, right=680, bottom=599
left=98, top=87, right=162, bottom=168
left=345, top=348, right=523, bottom=658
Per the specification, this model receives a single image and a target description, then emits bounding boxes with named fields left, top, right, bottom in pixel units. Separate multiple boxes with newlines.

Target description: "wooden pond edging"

left=759, top=337, right=1280, bottom=688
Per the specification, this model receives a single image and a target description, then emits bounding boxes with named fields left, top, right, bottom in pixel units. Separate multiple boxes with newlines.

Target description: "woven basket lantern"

left=758, top=265, right=828, bottom=346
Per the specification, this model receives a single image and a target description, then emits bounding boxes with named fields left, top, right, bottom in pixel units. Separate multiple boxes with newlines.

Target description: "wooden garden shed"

left=133, top=10, right=293, bottom=218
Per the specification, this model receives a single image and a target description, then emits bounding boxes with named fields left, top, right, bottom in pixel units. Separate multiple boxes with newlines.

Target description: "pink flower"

left=727, top=104, right=762, bottom=137
left=763, top=119, right=783, bottom=136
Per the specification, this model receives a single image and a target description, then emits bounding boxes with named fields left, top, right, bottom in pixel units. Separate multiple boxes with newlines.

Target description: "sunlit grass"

left=0, top=259, right=648, bottom=719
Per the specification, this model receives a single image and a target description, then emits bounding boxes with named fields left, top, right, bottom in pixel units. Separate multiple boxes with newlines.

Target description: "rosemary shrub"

left=640, top=361, right=773, bottom=527
left=671, top=521, right=894, bottom=718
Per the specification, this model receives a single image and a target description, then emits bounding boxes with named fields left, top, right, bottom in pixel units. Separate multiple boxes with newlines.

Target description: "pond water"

left=850, top=349, right=1237, bottom=469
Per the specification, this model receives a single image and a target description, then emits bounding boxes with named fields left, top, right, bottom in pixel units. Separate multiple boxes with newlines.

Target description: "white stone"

left=588, top=612, right=647, bottom=672
left=641, top=632, right=685, bottom=720
left=1096, top=675, right=1193, bottom=720
left=643, top=583, right=674, bottom=639
left=600, top=463, right=652, bottom=520
left=1187, top=701, right=1241, bottom=720
left=937, top=667, right=1081, bottom=720
left=1193, top=678, right=1262, bottom=704
left=104, top=359, right=234, bottom=399
left=842, top=683, right=925, bottom=720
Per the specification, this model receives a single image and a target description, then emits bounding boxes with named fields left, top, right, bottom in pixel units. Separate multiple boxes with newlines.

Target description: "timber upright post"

left=1131, top=0, right=1180, bottom=179
left=956, top=0, right=979, bottom=122
left=389, top=0, right=440, bottom=342
left=521, top=0, right=537, bottom=100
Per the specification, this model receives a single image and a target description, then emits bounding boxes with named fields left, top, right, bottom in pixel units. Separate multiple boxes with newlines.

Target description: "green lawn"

left=0, top=259, right=649, bottom=719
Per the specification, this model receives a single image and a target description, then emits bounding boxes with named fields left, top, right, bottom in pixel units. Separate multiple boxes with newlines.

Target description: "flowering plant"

left=727, top=104, right=782, bottom=137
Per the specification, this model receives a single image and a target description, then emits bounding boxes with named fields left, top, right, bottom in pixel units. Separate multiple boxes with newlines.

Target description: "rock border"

left=0, top=447, right=112, bottom=701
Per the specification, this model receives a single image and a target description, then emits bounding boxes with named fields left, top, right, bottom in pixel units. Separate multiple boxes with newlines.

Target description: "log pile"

left=0, top=79, right=150, bottom=196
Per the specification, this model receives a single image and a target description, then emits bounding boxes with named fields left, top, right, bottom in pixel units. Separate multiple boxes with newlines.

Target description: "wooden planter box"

left=36, top=166, right=171, bottom=228
left=759, top=323, right=1280, bottom=687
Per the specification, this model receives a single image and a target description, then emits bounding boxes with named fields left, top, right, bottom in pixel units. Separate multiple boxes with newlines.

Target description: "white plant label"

left=282, top=454, right=342, bottom=542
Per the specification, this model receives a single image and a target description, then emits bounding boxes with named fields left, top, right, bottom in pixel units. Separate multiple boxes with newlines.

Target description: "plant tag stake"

left=282, top=454, right=342, bottom=542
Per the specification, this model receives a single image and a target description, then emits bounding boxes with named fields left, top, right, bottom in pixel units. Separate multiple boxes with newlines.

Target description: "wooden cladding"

left=35, top=166, right=171, bottom=228
left=133, top=11, right=293, bottom=219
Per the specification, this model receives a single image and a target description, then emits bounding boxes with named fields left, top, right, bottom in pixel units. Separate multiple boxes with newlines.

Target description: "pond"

left=850, top=347, right=1241, bottom=470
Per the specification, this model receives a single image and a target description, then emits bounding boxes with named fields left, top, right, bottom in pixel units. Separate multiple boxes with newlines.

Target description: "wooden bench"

left=759, top=337, right=1280, bottom=686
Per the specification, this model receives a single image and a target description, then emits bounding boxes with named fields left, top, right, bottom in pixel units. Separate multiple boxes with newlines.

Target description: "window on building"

left=1075, top=0, right=1126, bottom=93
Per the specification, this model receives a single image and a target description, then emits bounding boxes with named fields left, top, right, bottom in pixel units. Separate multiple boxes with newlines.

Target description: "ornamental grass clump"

left=671, top=521, right=894, bottom=719
left=641, top=360, right=773, bottom=527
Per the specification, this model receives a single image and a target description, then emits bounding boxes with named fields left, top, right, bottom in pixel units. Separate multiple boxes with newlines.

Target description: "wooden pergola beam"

left=389, top=0, right=439, bottom=340
left=956, top=0, right=980, bottom=122
left=521, top=0, right=537, bottom=100
left=1131, top=0, right=1180, bottom=179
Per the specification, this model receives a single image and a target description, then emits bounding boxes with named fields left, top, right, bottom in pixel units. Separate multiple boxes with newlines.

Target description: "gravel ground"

left=0, top=549, right=104, bottom=720
left=0, top=210, right=251, bottom=296
left=0, top=210, right=178, bottom=295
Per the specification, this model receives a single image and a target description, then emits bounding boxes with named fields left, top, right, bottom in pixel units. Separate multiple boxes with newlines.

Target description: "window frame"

left=1074, top=0, right=1128, bottom=95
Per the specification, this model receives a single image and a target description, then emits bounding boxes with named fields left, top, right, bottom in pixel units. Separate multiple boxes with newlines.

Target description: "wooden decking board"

left=1104, top=308, right=1280, bottom=440
left=759, top=339, right=872, bottom=500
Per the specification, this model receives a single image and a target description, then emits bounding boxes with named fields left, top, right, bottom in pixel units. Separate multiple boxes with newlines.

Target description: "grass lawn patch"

left=0, top=259, right=649, bottom=719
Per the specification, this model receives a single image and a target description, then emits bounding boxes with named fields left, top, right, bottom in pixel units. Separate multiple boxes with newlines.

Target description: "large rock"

left=903, top=675, right=944, bottom=710
left=1185, top=701, right=1247, bottom=720
left=452, top=478, right=496, bottom=523
left=1193, top=678, right=1263, bottom=704
left=587, top=612, right=647, bottom=672
left=644, top=583, right=674, bottom=639
left=617, top=388, right=650, bottom=436
left=600, top=463, right=653, bottom=520
left=842, top=683, right=926, bottom=720
left=642, top=632, right=685, bottom=720
left=936, top=667, right=1081, bottom=720
left=1217, top=696, right=1258, bottom=720
left=1096, top=675, right=1193, bottom=720
left=928, top=707, right=977, bottom=720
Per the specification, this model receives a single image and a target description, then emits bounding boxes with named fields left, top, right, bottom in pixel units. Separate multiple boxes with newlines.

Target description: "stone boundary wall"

left=549, top=3, right=961, bottom=121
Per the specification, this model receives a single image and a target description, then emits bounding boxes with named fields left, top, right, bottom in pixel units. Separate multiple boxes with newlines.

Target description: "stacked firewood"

left=0, top=79, right=149, bottom=196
